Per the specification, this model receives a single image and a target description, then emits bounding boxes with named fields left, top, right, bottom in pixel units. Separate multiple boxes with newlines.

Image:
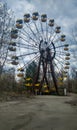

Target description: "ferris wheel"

left=9, top=12, right=70, bottom=94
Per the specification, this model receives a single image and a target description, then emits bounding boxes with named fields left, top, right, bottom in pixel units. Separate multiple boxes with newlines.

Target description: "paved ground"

left=0, top=94, right=77, bottom=130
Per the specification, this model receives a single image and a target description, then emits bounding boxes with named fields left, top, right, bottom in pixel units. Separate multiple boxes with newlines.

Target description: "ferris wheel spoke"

left=17, top=51, right=39, bottom=58
left=23, top=54, right=40, bottom=68
left=24, top=61, right=38, bottom=75
left=54, top=57, right=65, bottom=66
left=52, top=35, right=62, bottom=44
left=0, top=52, right=7, bottom=56
left=54, top=52, right=65, bottom=56
left=46, top=21, right=49, bottom=42
left=20, top=28, right=38, bottom=45
left=40, top=21, right=45, bottom=41
left=19, top=36, right=30, bottom=43
left=20, top=33, right=36, bottom=44
left=54, top=62, right=64, bottom=73
left=47, top=40, right=55, bottom=50
left=54, top=50, right=66, bottom=54
left=52, top=33, right=57, bottom=42
left=32, top=21, right=42, bottom=40
left=19, top=36, right=38, bottom=48
left=56, top=55, right=65, bottom=62
left=19, top=53, right=40, bottom=69
left=52, top=44, right=65, bottom=49
left=18, top=40, right=38, bottom=49
left=17, top=37, right=39, bottom=65
left=55, top=59, right=64, bottom=73
left=25, top=23, right=40, bottom=42
left=46, top=37, right=57, bottom=49
left=51, top=51, right=65, bottom=56
left=26, top=56, right=39, bottom=70
left=18, top=41, right=26, bottom=66
left=17, top=40, right=38, bottom=49
left=48, top=27, right=55, bottom=43
left=17, top=45, right=38, bottom=51
left=48, top=26, right=60, bottom=44
left=53, top=38, right=60, bottom=43
left=51, top=48, right=66, bottom=55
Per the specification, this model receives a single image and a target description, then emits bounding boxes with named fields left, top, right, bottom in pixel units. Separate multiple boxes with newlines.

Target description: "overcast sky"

left=1, top=0, right=77, bottom=68
left=1, top=0, right=77, bottom=34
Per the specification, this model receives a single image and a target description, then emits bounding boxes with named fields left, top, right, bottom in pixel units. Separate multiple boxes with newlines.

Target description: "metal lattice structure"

left=9, top=12, right=70, bottom=94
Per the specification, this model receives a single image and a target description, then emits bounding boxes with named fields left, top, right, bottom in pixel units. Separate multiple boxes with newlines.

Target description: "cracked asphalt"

left=0, top=95, right=77, bottom=130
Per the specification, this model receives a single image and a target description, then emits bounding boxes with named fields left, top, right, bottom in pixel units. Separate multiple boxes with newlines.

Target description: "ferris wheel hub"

left=39, top=40, right=49, bottom=51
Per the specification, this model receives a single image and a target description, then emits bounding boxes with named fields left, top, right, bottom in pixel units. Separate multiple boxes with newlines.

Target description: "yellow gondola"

left=9, top=42, right=16, bottom=46
left=44, top=89, right=49, bottom=93
left=58, top=77, right=63, bottom=81
left=11, top=29, right=18, bottom=39
left=25, top=83, right=32, bottom=87
left=48, top=19, right=54, bottom=26
left=24, top=13, right=30, bottom=22
left=60, top=35, right=66, bottom=41
left=35, top=89, right=39, bottom=92
left=65, top=57, right=70, bottom=60
left=41, top=14, right=47, bottom=22
left=26, top=78, right=32, bottom=81
left=43, top=84, right=47, bottom=88
left=63, top=75, right=68, bottom=78
left=35, top=83, right=40, bottom=87
left=17, top=73, right=24, bottom=77
left=65, top=53, right=70, bottom=56
left=16, top=19, right=23, bottom=29
left=32, top=12, right=39, bottom=20
left=50, top=87, right=56, bottom=91
left=64, top=66, right=69, bottom=69
left=63, top=71, right=68, bottom=74
left=8, top=47, right=16, bottom=51
left=16, top=24, right=23, bottom=29
left=17, top=68, right=24, bottom=72
left=11, top=60, right=19, bottom=65
left=65, top=62, right=70, bottom=65
left=58, top=82, right=63, bottom=85
left=55, top=26, right=61, bottom=33
left=64, top=47, right=69, bottom=51
left=11, top=34, right=18, bottom=39
left=11, top=56, right=18, bottom=60
left=64, top=44, right=69, bottom=47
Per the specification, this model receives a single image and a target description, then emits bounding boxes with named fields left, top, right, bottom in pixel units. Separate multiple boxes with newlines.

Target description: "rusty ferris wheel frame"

left=9, top=12, right=70, bottom=94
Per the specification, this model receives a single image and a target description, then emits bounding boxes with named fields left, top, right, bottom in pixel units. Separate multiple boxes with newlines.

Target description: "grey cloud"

left=4, top=0, right=77, bottom=33
left=1, top=0, right=77, bottom=69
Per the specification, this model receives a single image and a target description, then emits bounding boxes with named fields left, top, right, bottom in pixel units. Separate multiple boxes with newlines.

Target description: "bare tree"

left=0, top=2, right=15, bottom=75
left=0, top=67, right=17, bottom=92
left=68, top=25, right=77, bottom=93
left=71, top=24, right=77, bottom=60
